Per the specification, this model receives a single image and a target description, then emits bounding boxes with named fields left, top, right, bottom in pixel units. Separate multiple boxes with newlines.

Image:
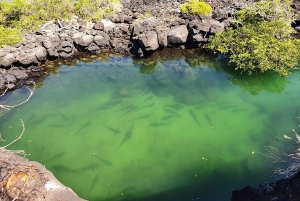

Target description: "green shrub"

left=207, top=0, right=300, bottom=76
left=74, top=0, right=122, bottom=20
left=0, top=25, right=22, bottom=48
left=29, top=0, right=74, bottom=21
left=0, top=0, right=29, bottom=27
left=0, top=0, right=74, bottom=30
left=0, top=0, right=121, bottom=47
left=180, top=0, right=213, bottom=16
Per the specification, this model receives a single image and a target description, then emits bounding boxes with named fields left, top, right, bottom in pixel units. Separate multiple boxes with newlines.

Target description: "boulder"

left=73, top=33, right=93, bottom=47
left=5, top=74, right=17, bottom=84
left=15, top=50, right=38, bottom=66
left=0, top=53, right=16, bottom=68
left=138, top=31, right=159, bottom=51
left=93, top=21, right=104, bottom=31
left=124, top=16, right=134, bottom=24
left=93, top=34, right=110, bottom=48
left=0, top=46, right=15, bottom=57
left=47, top=47, right=59, bottom=58
left=86, top=42, right=100, bottom=52
left=290, top=179, right=300, bottom=200
left=6, top=83, right=15, bottom=89
left=208, top=19, right=225, bottom=34
left=170, top=17, right=186, bottom=26
left=122, top=8, right=132, bottom=16
left=167, top=25, right=188, bottom=46
left=34, top=46, right=47, bottom=62
left=59, top=52, right=71, bottom=59
left=188, top=20, right=211, bottom=33
left=58, top=41, right=74, bottom=58
left=191, top=34, right=207, bottom=43
left=231, top=186, right=259, bottom=201
left=157, top=27, right=169, bottom=47
left=132, top=24, right=146, bottom=39
left=60, top=41, right=74, bottom=53
left=0, top=149, right=86, bottom=201
left=0, top=74, right=5, bottom=89
left=9, top=69, right=28, bottom=79
left=42, top=38, right=53, bottom=49
left=110, top=38, right=121, bottom=48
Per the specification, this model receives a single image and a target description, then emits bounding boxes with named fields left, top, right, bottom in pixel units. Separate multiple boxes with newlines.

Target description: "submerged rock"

left=231, top=170, right=300, bottom=201
left=118, top=86, right=130, bottom=97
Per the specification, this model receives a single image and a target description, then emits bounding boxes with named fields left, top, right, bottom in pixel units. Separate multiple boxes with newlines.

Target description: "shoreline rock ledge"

left=0, top=148, right=86, bottom=201
left=0, top=0, right=248, bottom=92
left=231, top=171, right=300, bottom=201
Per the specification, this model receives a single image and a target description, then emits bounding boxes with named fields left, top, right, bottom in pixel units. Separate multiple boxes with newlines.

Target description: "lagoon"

left=0, top=50, right=299, bottom=201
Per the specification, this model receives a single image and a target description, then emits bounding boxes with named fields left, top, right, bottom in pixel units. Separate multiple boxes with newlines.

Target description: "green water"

left=1, top=51, right=300, bottom=201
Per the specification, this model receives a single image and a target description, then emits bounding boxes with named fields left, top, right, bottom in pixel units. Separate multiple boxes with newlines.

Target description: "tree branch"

left=0, top=83, right=35, bottom=111
left=2, top=119, right=25, bottom=149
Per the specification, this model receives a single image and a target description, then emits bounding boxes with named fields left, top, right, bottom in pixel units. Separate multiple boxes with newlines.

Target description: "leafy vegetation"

left=180, top=0, right=213, bottom=16
left=207, top=0, right=300, bottom=76
left=0, top=0, right=122, bottom=48
left=0, top=25, right=22, bottom=48
left=74, top=0, right=122, bottom=20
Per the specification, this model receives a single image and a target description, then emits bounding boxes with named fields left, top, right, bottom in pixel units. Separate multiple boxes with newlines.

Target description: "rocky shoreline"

left=2, top=0, right=300, bottom=94
left=1, top=0, right=300, bottom=94
left=0, top=0, right=252, bottom=93
left=231, top=171, right=300, bottom=201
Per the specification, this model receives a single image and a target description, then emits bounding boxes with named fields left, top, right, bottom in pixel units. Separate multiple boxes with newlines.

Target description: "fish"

left=204, top=113, right=213, bottom=127
left=27, top=114, right=56, bottom=127
left=251, top=102, right=268, bottom=114
left=88, top=175, right=99, bottom=195
left=76, top=163, right=100, bottom=171
left=70, top=115, right=77, bottom=125
left=137, top=88, right=149, bottom=97
left=102, top=125, right=121, bottom=135
left=199, top=88, right=208, bottom=100
left=241, top=99, right=268, bottom=114
left=27, top=118, right=46, bottom=128
left=166, top=104, right=184, bottom=110
left=25, top=112, right=36, bottom=125
left=95, top=156, right=112, bottom=166
left=48, top=123, right=69, bottom=127
left=140, top=96, right=154, bottom=104
left=57, top=109, right=69, bottom=121
left=43, top=151, right=66, bottom=163
left=128, top=114, right=152, bottom=121
left=219, top=104, right=237, bottom=110
left=194, top=104, right=204, bottom=110
left=138, top=103, right=155, bottom=111
left=52, top=165, right=79, bottom=174
left=108, top=100, right=122, bottom=109
left=230, top=108, right=246, bottom=113
left=120, top=105, right=138, bottom=117
left=118, top=123, right=134, bottom=149
left=189, top=110, right=201, bottom=126
left=94, top=100, right=122, bottom=111
left=164, top=108, right=181, bottom=117
left=161, top=115, right=178, bottom=121
left=115, top=104, right=135, bottom=112
left=294, top=109, right=300, bottom=124
left=149, top=122, right=171, bottom=128
left=74, top=121, right=91, bottom=135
